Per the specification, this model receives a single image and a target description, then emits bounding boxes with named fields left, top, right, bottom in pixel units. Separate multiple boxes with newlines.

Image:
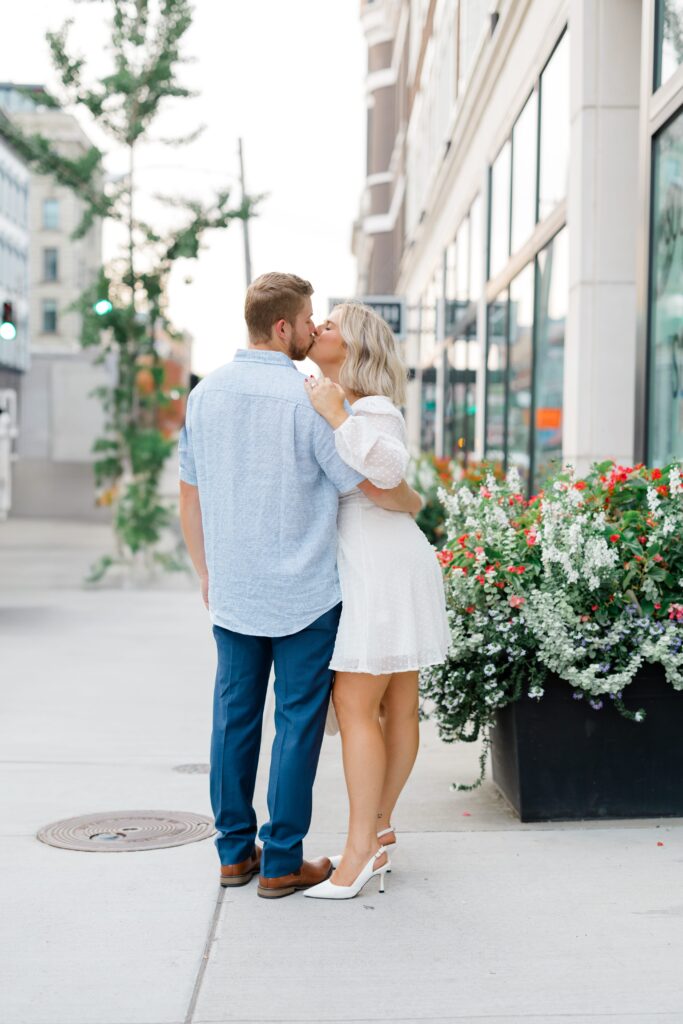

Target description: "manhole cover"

left=174, top=763, right=210, bottom=774
left=37, top=810, right=215, bottom=852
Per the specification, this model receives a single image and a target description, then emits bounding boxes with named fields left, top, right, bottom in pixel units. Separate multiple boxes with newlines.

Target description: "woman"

left=301, top=302, right=449, bottom=900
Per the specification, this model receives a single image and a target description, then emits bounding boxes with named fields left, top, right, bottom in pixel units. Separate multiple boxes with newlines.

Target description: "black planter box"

left=490, top=665, right=683, bottom=821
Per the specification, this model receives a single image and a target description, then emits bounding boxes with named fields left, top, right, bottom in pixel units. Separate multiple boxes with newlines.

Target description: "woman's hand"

left=304, top=376, right=349, bottom=430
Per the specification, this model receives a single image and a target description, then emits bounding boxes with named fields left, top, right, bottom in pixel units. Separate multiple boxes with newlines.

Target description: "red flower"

left=654, top=603, right=661, bottom=610
left=657, top=485, right=669, bottom=497
left=651, top=468, right=662, bottom=480
left=574, top=481, right=587, bottom=491
left=591, top=605, right=598, bottom=611
left=509, top=595, right=525, bottom=609
left=476, top=574, right=486, bottom=584
left=466, top=605, right=475, bottom=614
left=638, top=536, right=647, bottom=544
left=609, top=534, right=620, bottom=543
left=436, top=549, right=455, bottom=567
left=653, top=553, right=664, bottom=563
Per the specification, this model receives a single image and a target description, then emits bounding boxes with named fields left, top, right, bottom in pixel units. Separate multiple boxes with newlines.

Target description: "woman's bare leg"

left=377, top=670, right=420, bottom=832
left=331, top=670, right=390, bottom=886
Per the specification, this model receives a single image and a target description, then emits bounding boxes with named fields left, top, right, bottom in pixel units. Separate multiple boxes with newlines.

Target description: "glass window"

left=42, top=299, right=58, bottom=334
left=43, top=248, right=59, bottom=282
left=507, top=263, right=535, bottom=489
left=655, top=0, right=683, bottom=89
left=444, top=324, right=478, bottom=466
left=488, top=140, right=511, bottom=279
left=538, top=31, right=569, bottom=221
left=534, top=228, right=568, bottom=486
left=42, top=198, right=59, bottom=230
left=648, top=109, right=683, bottom=465
left=455, top=215, right=470, bottom=302
left=511, top=89, right=538, bottom=253
left=469, top=193, right=483, bottom=302
left=485, top=292, right=508, bottom=466
left=420, top=367, right=438, bottom=452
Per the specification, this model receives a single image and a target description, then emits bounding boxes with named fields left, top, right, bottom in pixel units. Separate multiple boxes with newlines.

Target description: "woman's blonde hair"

left=334, top=302, right=407, bottom=406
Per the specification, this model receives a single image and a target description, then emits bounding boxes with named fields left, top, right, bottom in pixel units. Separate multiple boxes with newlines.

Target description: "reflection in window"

left=42, top=198, right=59, bottom=230
left=489, top=140, right=511, bottom=279
left=538, top=31, right=569, bottom=221
left=648, top=110, right=683, bottom=465
left=655, top=0, right=683, bottom=89
left=534, top=228, right=568, bottom=486
left=485, top=293, right=508, bottom=465
left=444, top=324, right=478, bottom=466
left=42, top=299, right=58, bottom=334
left=511, top=90, right=538, bottom=254
left=507, top=264, right=535, bottom=489
left=420, top=367, right=438, bottom=452
left=470, top=194, right=483, bottom=302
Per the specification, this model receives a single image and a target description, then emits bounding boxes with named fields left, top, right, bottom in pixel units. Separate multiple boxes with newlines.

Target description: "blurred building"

left=0, top=84, right=109, bottom=519
left=0, top=108, right=30, bottom=518
left=354, top=0, right=683, bottom=487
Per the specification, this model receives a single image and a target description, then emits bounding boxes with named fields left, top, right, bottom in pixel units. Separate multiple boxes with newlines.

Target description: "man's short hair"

left=244, top=273, right=313, bottom=342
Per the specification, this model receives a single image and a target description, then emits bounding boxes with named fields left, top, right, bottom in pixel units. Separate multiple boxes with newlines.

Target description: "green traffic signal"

left=93, top=299, right=113, bottom=316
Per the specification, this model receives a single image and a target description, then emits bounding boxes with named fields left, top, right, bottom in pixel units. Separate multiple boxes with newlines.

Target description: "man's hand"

left=359, top=478, right=423, bottom=517
left=304, top=376, right=349, bottom=430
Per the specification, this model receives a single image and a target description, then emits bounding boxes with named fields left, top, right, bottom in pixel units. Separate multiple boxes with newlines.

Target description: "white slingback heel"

left=303, top=848, right=390, bottom=900
left=330, top=826, right=396, bottom=871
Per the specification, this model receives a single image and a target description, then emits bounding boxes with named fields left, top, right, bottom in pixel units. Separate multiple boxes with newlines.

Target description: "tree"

left=3, top=0, right=258, bottom=581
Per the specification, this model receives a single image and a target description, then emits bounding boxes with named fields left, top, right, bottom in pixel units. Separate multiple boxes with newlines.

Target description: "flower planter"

left=490, top=665, right=683, bottom=821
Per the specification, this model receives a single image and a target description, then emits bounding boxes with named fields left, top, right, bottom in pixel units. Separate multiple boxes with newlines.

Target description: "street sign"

left=328, top=295, right=407, bottom=340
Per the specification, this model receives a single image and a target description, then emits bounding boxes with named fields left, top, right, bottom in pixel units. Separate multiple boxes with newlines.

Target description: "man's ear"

left=275, top=318, right=288, bottom=341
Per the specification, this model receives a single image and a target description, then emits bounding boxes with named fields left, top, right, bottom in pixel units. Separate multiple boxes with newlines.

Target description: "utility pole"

left=238, top=138, right=252, bottom=287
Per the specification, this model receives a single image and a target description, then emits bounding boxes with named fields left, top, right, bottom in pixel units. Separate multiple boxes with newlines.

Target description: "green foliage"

left=8, top=0, right=260, bottom=581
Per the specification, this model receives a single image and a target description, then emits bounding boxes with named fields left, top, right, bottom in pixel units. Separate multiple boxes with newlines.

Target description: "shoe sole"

left=256, top=866, right=333, bottom=899
left=220, top=867, right=259, bottom=888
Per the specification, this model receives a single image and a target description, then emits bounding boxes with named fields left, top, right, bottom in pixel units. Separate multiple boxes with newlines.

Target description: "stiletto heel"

left=303, top=848, right=390, bottom=900
left=329, top=826, right=396, bottom=871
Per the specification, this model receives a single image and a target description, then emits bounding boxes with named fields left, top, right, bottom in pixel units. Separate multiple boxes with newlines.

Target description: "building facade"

left=354, top=0, right=683, bottom=488
left=0, top=84, right=109, bottom=519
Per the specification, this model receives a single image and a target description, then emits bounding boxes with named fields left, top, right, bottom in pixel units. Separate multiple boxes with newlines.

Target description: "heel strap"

left=377, top=827, right=395, bottom=838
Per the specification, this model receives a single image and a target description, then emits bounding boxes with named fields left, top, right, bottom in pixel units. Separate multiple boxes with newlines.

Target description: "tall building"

left=0, top=107, right=30, bottom=518
left=0, top=84, right=109, bottom=519
left=354, top=0, right=683, bottom=486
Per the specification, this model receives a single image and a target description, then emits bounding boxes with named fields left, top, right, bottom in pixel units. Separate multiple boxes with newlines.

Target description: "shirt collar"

left=234, top=348, right=296, bottom=369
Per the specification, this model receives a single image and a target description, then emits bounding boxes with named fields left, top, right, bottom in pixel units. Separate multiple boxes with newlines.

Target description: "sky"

left=4, top=0, right=367, bottom=376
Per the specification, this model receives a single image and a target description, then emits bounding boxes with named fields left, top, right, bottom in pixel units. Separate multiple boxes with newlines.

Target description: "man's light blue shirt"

left=178, top=348, right=364, bottom=636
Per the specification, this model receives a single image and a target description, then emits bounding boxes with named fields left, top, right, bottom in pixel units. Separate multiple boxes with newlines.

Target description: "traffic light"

left=0, top=301, right=17, bottom=342
left=93, top=299, right=113, bottom=316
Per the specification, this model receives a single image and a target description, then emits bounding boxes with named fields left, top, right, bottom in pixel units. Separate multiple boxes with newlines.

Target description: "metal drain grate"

left=173, top=763, right=210, bottom=774
left=37, top=810, right=215, bottom=852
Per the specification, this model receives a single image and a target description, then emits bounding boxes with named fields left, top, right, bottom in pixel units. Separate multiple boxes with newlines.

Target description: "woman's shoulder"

left=352, top=395, right=404, bottom=418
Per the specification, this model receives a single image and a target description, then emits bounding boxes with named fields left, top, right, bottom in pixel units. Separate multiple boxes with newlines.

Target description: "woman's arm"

left=179, top=480, right=209, bottom=608
left=358, top=479, right=423, bottom=517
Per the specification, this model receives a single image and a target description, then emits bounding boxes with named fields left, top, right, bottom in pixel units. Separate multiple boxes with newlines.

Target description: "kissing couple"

left=179, top=272, right=449, bottom=900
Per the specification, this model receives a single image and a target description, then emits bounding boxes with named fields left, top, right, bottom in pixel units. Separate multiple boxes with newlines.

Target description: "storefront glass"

left=538, top=31, right=569, bottom=221
left=489, top=140, right=511, bottom=279
left=655, top=0, right=683, bottom=89
left=534, top=228, right=568, bottom=485
left=507, top=263, right=535, bottom=489
left=648, top=108, right=683, bottom=465
left=485, top=293, right=508, bottom=466
left=511, top=89, right=538, bottom=254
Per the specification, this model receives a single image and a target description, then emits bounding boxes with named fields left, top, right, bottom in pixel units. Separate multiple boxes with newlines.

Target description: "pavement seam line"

left=184, top=883, right=226, bottom=1024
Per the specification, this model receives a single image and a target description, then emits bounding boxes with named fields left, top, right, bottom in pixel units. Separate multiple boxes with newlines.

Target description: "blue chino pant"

left=209, top=603, right=341, bottom=878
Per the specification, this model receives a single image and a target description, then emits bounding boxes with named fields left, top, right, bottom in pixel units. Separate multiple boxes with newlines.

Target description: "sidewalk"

left=1, top=517, right=682, bottom=1024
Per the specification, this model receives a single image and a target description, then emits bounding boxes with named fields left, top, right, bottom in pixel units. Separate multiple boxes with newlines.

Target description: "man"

left=179, top=272, right=416, bottom=898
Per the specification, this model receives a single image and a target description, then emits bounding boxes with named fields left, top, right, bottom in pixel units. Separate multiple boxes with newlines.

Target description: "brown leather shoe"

left=219, top=846, right=261, bottom=887
left=257, top=856, right=332, bottom=899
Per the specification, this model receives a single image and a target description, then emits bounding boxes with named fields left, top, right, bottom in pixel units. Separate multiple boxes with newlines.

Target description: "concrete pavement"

left=1, top=516, right=682, bottom=1024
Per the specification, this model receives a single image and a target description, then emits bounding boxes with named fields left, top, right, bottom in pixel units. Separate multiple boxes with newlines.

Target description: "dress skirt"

left=329, top=490, right=450, bottom=676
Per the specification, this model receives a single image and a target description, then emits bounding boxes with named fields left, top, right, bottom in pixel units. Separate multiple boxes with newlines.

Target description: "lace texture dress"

left=328, top=395, right=450, bottom=676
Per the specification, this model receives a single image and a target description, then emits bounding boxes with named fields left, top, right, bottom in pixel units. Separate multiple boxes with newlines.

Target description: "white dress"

left=329, top=395, right=450, bottom=676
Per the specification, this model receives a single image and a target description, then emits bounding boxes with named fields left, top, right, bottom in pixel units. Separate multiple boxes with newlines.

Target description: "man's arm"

left=179, top=480, right=209, bottom=608
left=358, top=478, right=423, bottom=518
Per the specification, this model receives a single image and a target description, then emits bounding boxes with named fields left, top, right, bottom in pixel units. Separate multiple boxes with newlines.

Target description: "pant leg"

left=210, top=624, right=272, bottom=866
left=259, top=603, right=341, bottom=878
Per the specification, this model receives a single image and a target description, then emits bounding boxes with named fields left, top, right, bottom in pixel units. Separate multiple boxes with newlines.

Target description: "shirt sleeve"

left=311, top=409, right=365, bottom=494
left=333, top=403, right=409, bottom=489
left=178, top=390, right=198, bottom=486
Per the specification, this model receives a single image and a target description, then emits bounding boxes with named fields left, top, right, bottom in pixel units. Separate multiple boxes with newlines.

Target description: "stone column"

left=564, top=0, right=642, bottom=472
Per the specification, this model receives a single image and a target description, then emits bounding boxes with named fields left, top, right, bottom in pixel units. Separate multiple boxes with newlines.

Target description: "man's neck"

left=248, top=340, right=290, bottom=357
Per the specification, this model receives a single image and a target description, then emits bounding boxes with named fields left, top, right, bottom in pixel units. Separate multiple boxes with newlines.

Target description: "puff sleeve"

left=334, top=397, right=409, bottom=489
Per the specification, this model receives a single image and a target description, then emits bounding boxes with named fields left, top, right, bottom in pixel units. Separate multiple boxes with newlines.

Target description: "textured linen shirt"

left=178, top=348, right=364, bottom=636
